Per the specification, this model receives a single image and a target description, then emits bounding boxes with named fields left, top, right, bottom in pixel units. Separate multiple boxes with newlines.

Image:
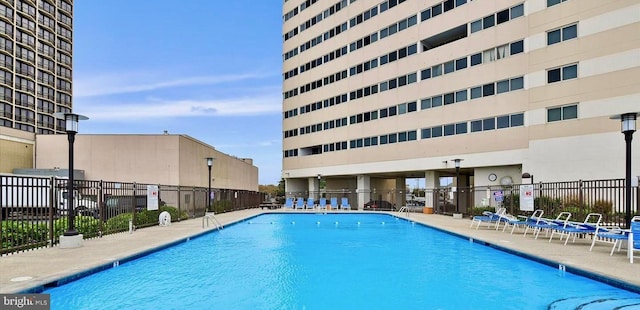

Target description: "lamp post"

left=452, top=158, right=463, bottom=214
left=206, top=157, right=214, bottom=213
left=611, top=112, right=638, bottom=228
left=54, top=112, right=88, bottom=237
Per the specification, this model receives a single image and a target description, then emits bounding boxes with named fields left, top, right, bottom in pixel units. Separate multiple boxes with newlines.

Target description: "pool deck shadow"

left=1, top=209, right=638, bottom=294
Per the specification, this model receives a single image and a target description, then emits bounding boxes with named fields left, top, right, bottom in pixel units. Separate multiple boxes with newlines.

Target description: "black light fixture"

left=54, top=112, right=88, bottom=236
left=611, top=112, right=638, bottom=228
left=521, top=172, right=533, bottom=184
left=206, top=157, right=214, bottom=212
left=452, top=158, right=463, bottom=214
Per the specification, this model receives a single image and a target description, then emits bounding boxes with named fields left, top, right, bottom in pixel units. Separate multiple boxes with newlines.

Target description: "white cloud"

left=75, top=94, right=283, bottom=120
left=74, top=71, right=276, bottom=97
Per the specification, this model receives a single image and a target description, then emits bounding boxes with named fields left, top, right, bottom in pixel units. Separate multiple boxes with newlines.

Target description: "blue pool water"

left=45, top=213, right=640, bottom=309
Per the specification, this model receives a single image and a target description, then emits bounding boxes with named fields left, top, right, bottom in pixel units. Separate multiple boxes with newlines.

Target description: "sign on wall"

left=147, top=185, right=159, bottom=210
left=519, top=185, right=534, bottom=211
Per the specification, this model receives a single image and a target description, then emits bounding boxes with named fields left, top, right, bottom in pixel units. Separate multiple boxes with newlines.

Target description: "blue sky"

left=73, top=1, right=284, bottom=185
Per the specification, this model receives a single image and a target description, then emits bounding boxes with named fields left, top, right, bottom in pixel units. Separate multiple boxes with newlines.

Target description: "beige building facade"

left=281, top=0, right=640, bottom=210
left=35, top=134, right=259, bottom=192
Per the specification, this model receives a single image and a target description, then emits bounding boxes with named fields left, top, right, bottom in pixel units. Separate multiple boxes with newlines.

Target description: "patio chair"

left=306, top=198, right=315, bottom=210
left=549, top=213, right=602, bottom=245
left=589, top=225, right=630, bottom=256
left=295, top=198, right=305, bottom=210
left=330, top=197, right=339, bottom=210
left=340, top=197, right=351, bottom=210
left=523, top=211, right=571, bottom=239
left=317, top=198, right=327, bottom=210
left=470, top=207, right=506, bottom=230
left=284, top=197, right=294, bottom=209
left=500, top=209, right=544, bottom=234
left=631, top=216, right=640, bottom=264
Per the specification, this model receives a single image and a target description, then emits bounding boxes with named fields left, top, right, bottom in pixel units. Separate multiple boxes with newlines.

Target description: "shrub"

left=1, top=221, right=48, bottom=249
left=212, top=200, right=233, bottom=213
left=53, top=216, right=102, bottom=240
left=592, top=199, right=613, bottom=216
left=105, top=213, right=133, bottom=233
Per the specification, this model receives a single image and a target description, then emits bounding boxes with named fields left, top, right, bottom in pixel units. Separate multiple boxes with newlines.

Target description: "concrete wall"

left=34, top=134, right=259, bottom=191
left=0, top=127, right=35, bottom=173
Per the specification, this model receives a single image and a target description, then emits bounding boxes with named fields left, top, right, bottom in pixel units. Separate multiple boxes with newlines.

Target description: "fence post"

left=48, top=176, right=55, bottom=247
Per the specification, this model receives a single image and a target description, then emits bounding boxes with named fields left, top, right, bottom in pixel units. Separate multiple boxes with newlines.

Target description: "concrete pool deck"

left=1, top=209, right=638, bottom=294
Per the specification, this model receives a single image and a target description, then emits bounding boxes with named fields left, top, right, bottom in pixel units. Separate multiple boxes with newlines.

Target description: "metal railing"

left=1, top=174, right=266, bottom=255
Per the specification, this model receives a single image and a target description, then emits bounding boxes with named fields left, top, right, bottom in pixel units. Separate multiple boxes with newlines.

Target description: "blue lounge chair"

left=470, top=207, right=506, bottom=230
left=295, top=198, right=305, bottom=210
left=340, top=197, right=351, bottom=210
left=318, top=198, right=327, bottom=210
left=330, top=197, right=339, bottom=210
left=631, top=216, right=640, bottom=264
left=523, top=211, right=571, bottom=239
left=549, top=213, right=602, bottom=245
left=284, top=197, right=294, bottom=209
left=500, top=209, right=544, bottom=234
left=306, top=198, right=315, bottom=210
left=590, top=225, right=631, bottom=256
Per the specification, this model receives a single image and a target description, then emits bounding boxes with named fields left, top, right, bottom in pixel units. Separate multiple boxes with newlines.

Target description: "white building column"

left=356, top=175, right=371, bottom=210
left=395, top=177, right=405, bottom=209
left=424, top=171, right=436, bottom=208
left=308, top=177, right=320, bottom=201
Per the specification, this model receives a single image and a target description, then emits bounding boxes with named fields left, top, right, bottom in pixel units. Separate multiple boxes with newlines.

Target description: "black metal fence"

left=440, top=179, right=638, bottom=227
left=0, top=175, right=265, bottom=255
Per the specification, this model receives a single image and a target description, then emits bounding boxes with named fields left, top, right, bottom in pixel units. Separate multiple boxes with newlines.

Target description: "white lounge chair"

left=470, top=207, right=506, bottom=230
left=549, top=213, right=602, bottom=245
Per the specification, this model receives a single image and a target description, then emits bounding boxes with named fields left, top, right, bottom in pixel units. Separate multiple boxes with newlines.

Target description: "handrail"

left=203, top=212, right=223, bottom=230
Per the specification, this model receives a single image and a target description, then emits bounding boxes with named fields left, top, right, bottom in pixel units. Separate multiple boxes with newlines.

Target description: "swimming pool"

left=45, top=213, right=640, bottom=309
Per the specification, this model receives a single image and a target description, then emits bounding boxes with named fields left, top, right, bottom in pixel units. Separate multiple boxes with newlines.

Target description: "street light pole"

left=611, top=112, right=638, bottom=228
left=54, top=112, right=88, bottom=237
left=206, top=157, right=214, bottom=213
left=452, top=158, right=463, bottom=214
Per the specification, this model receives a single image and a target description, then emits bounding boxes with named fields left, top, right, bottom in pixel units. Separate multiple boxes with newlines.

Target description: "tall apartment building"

left=0, top=0, right=73, bottom=172
left=0, top=0, right=72, bottom=133
left=281, top=0, right=640, bottom=210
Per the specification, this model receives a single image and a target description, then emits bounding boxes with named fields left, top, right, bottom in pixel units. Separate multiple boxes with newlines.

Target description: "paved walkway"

left=1, top=209, right=638, bottom=294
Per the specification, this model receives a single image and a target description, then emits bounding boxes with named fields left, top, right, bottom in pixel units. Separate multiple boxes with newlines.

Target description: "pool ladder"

left=397, top=206, right=410, bottom=216
left=203, top=212, right=223, bottom=230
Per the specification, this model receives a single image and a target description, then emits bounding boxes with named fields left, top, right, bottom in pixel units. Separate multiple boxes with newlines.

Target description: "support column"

left=424, top=171, right=436, bottom=209
left=308, top=177, right=320, bottom=201
left=395, top=177, right=405, bottom=210
left=356, top=175, right=371, bottom=211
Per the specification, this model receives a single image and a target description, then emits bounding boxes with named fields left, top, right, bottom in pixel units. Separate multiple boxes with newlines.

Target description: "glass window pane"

left=398, top=103, right=407, bottom=114
left=470, top=20, right=482, bottom=33
left=421, top=98, right=431, bottom=109
left=497, top=115, right=510, bottom=129
left=455, top=122, right=467, bottom=134
left=380, top=135, right=388, bottom=144
left=497, top=9, right=509, bottom=24
left=398, top=132, right=407, bottom=142
left=483, top=83, right=495, bottom=96
left=510, top=77, right=524, bottom=90
left=510, top=114, right=524, bottom=127
left=497, top=80, right=510, bottom=94
left=511, top=4, right=524, bottom=18
left=408, top=101, right=417, bottom=112
left=408, top=131, right=417, bottom=141
left=432, top=64, right=442, bottom=77
left=510, top=41, right=524, bottom=55
left=563, top=65, right=577, bottom=80
left=547, top=108, right=561, bottom=122
left=421, top=9, right=431, bottom=21
left=547, top=29, right=561, bottom=45
left=431, top=95, right=442, bottom=107
left=421, top=68, right=431, bottom=80
left=407, top=73, right=417, bottom=84
left=483, top=15, right=495, bottom=29
left=422, top=128, right=431, bottom=139
left=432, top=126, right=442, bottom=137
left=547, top=68, right=561, bottom=83
left=444, top=124, right=455, bottom=136
left=470, top=86, right=482, bottom=99
left=471, top=53, right=482, bottom=66
left=563, top=105, right=577, bottom=119
left=388, top=133, right=397, bottom=143
left=444, top=93, right=454, bottom=105
left=471, top=120, right=482, bottom=132
left=483, top=118, right=495, bottom=130
left=444, top=61, right=455, bottom=74
left=456, top=57, right=467, bottom=70
left=431, top=3, right=442, bottom=16
left=563, top=24, right=577, bottom=40
left=456, top=90, right=467, bottom=102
